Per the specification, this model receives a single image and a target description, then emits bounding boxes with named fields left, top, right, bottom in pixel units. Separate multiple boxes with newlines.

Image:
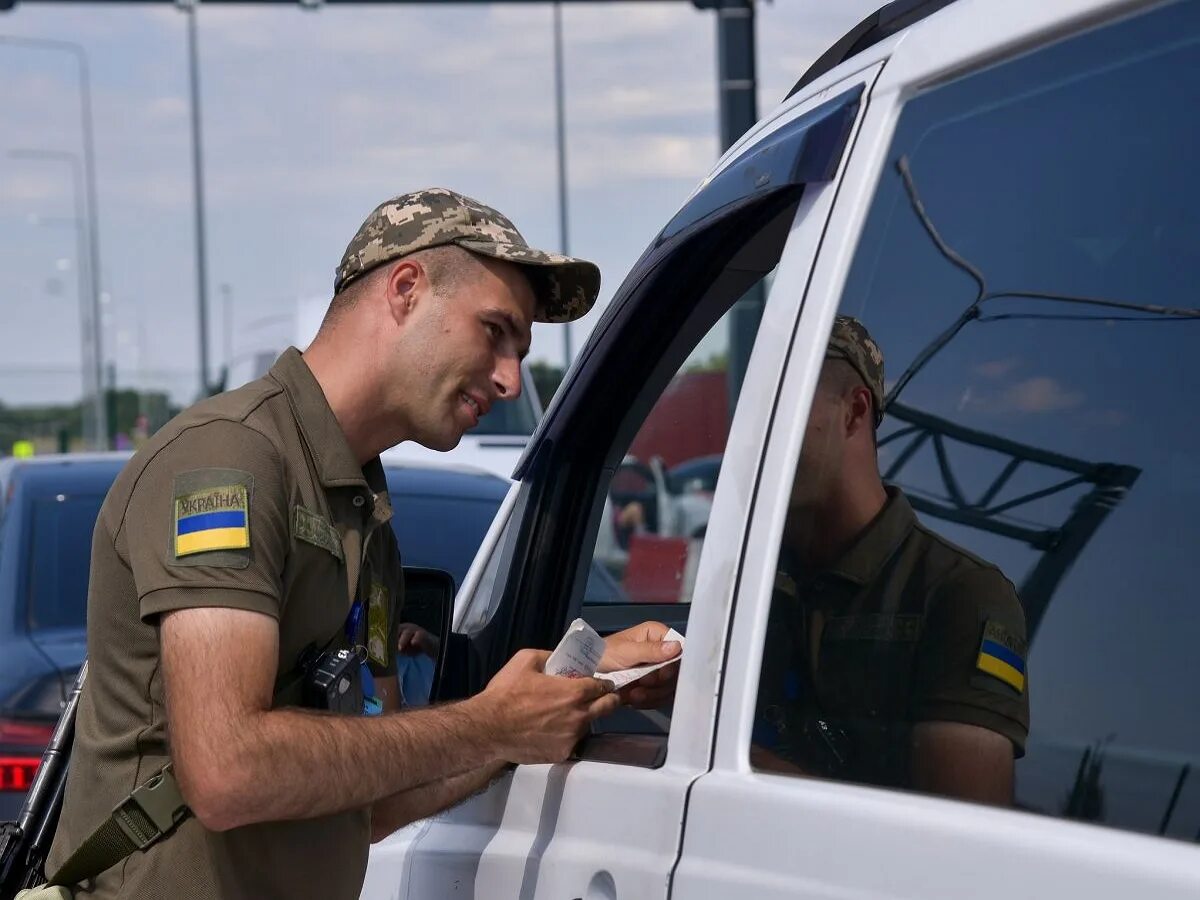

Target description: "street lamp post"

left=181, top=2, right=214, bottom=398
left=552, top=1, right=571, bottom=370
left=220, top=282, right=233, bottom=391
left=0, top=35, right=107, bottom=449
left=8, top=148, right=106, bottom=451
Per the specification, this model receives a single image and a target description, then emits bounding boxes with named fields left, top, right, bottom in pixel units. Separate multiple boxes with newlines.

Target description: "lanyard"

left=344, top=599, right=383, bottom=716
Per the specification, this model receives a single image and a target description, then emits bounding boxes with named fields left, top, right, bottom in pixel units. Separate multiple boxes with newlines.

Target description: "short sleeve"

left=910, top=567, right=1031, bottom=755
left=122, top=420, right=289, bottom=623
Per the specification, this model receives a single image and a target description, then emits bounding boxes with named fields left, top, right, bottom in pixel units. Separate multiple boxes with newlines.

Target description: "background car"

left=609, top=455, right=711, bottom=541
left=0, top=453, right=127, bottom=820
left=667, top=454, right=722, bottom=499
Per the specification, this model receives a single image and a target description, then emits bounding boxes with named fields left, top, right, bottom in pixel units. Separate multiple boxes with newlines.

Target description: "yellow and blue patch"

left=174, top=485, right=250, bottom=557
left=976, top=619, right=1026, bottom=694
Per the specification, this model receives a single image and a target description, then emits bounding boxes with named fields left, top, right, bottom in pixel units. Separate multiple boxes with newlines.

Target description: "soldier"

left=46, top=189, right=680, bottom=898
left=753, top=316, right=1029, bottom=805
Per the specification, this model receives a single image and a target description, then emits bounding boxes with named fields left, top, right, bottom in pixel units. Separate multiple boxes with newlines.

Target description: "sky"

left=0, top=0, right=880, bottom=406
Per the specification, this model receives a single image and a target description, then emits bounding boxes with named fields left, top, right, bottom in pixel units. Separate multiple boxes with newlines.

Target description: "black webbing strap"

left=48, top=765, right=189, bottom=887
left=47, top=617, right=351, bottom=888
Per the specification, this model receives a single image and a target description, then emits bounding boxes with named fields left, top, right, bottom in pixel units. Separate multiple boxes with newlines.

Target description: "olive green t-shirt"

left=48, top=348, right=403, bottom=899
left=756, top=488, right=1030, bottom=787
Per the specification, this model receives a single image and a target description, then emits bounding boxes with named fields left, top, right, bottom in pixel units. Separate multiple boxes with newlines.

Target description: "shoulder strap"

left=47, top=764, right=188, bottom=888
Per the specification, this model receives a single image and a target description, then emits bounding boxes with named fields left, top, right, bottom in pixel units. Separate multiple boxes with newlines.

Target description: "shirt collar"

left=268, top=347, right=377, bottom=490
left=823, top=486, right=916, bottom=586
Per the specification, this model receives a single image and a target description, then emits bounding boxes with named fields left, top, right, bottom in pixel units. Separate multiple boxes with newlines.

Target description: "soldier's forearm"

left=369, top=760, right=511, bottom=841
left=179, top=696, right=505, bottom=832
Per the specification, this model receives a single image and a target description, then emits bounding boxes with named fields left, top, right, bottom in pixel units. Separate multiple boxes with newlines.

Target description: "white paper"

left=544, top=618, right=606, bottom=679
left=546, top=620, right=685, bottom=689
left=595, top=628, right=685, bottom=689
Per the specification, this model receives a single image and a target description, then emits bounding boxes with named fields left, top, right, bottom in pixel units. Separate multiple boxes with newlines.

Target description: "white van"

left=364, top=0, right=1200, bottom=896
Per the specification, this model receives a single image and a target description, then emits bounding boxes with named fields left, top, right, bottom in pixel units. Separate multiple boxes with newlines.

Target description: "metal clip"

left=113, top=764, right=187, bottom=848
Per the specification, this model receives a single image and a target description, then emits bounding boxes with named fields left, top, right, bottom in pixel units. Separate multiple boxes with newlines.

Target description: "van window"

left=587, top=313, right=747, bottom=608
left=751, top=0, right=1200, bottom=844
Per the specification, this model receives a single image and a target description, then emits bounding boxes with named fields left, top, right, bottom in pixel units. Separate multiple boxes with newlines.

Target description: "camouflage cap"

left=826, top=315, right=886, bottom=425
left=334, top=187, right=600, bottom=323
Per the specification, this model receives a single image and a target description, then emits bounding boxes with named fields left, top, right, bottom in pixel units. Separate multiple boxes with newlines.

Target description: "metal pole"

left=0, top=36, right=107, bottom=450
left=552, top=0, right=571, bottom=368
left=9, top=149, right=97, bottom=451
left=712, top=0, right=760, bottom=413
left=75, top=42, right=106, bottom=447
left=222, top=282, right=232, bottom=381
left=715, top=0, right=756, bottom=152
left=184, top=3, right=212, bottom=397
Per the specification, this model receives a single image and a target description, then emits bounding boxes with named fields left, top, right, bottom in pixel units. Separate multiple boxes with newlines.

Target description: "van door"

left=360, top=64, right=882, bottom=900
left=675, top=1, right=1200, bottom=897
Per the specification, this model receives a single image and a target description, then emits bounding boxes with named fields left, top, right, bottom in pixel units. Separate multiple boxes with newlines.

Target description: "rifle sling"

left=48, top=626, right=349, bottom=888
left=47, top=764, right=187, bottom=888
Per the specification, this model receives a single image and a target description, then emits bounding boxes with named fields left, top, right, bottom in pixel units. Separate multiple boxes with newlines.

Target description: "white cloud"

left=973, top=357, right=1022, bottom=379
left=145, top=95, right=187, bottom=121
left=575, top=83, right=712, bottom=122
left=572, top=132, right=715, bottom=186
left=1000, top=377, right=1085, bottom=413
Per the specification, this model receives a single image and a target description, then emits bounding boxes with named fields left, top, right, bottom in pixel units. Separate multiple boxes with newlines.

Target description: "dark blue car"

left=0, top=453, right=516, bottom=819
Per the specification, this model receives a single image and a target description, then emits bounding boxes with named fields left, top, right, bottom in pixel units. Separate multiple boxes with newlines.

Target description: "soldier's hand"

left=481, top=649, right=620, bottom=765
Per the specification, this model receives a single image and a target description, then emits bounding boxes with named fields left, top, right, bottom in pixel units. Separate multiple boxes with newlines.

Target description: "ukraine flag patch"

left=976, top=620, right=1026, bottom=694
left=174, top=484, right=250, bottom=558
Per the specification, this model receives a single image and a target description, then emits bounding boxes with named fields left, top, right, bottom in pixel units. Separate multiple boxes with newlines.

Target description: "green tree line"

left=0, top=389, right=179, bottom=455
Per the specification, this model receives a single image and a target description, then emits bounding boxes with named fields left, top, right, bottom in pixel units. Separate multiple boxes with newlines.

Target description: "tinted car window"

left=389, top=493, right=503, bottom=590
left=752, top=0, right=1200, bottom=843
left=27, top=493, right=105, bottom=631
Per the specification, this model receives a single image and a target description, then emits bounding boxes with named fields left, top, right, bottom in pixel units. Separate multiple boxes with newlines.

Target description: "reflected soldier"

left=754, top=316, right=1029, bottom=805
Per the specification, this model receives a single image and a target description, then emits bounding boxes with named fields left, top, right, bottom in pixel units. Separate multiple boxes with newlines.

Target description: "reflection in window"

left=754, top=0, right=1200, bottom=843
left=754, top=317, right=1027, bottom=807
left=590, top=308, right=749, bottom=607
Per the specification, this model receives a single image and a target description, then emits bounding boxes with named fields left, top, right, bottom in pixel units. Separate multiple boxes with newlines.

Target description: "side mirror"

left=398, top=567, right=455, bottom=706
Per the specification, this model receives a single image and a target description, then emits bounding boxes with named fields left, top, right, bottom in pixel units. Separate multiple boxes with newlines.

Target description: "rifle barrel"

left=15, top=663, right=86, bottom=839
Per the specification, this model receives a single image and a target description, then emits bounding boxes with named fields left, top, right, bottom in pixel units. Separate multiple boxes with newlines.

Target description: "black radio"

left=301, top=647, right=364, bottom=716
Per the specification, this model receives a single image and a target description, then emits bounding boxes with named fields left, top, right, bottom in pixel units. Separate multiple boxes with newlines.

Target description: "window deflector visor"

left=516, top=84, right=863, bottom=482
left=661, top=85, right=863, bottom=241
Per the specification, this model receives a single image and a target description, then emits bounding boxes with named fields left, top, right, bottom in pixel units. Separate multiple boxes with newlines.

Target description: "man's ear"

left=845, top=385, right=874, bottom=438
left=384, top=260, right=424, bottom=326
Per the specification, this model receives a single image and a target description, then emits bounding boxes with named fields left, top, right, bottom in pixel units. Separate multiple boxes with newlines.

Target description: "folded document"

left=545, top=618, right=684, bottom=688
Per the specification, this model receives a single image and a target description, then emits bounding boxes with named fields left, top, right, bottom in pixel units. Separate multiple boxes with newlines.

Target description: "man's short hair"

left=826, top=315, right=885, bottom=425
left=819, top=358, right=879, bottom=441
left=319, top=245, right=491, bottom=331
